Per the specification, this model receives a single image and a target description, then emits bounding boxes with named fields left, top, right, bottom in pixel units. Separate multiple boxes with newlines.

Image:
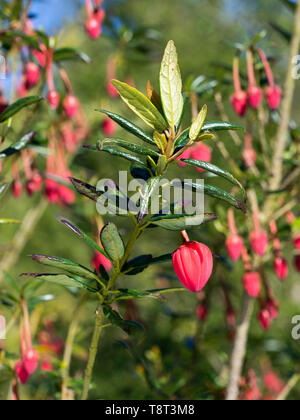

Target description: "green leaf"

left=53, top=47, right=91, bottom=64
left=21, top=273, right=98, bottom=292
left=189, top=104, right=208, bottom=141
left=184, top=182, right=246, bottom=213
left=58, top=218, right=110, bottom=259
left=115, top=287, right=186, bottom=301
left=175, top=120, right=244, bottom=148
left=138, top=176, right=162, bottom=223
left=103, top=306, right=144, bottom=335
left=159, top=40, right=183, bottom=129
left=70, top=178, right=101, bottom=201
left=29, top=255, right=99, bottom=282
left=95, top=138, right=159, bottom=158
left=101, top=223, right=125, bottom=264
left=182, top=159, right=246, bottom=199
left=0, top=131, right=35, bottom=158
left=202, top=120, right=244, bottom=133
left=85, top=144, right=147, bottom=167
left=0, top=30, right=41, bottom=51
left=150, top=213, right=218, bottom=231
left=111, top=80, right=168, bottom=131
left=3, top=272, right=21, bottom=293
left=97, top=110, right=156, bottom=146
left=0, top=97, right=44, bottom=123
left=123, top=253, right=172, bottom=275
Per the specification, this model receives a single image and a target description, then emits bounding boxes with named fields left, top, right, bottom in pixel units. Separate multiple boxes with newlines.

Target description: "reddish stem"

left=21, top=150, right=33, bottom=179
left=241, top=247, right=252, bottom=271
left=59, top=68, right=73, bottom=95
left=85, top=0, right=93, bottom=17
left=258, top=49, right=275, bottom=88
left=22, top=300, right=33, bottom=350
left=244, top=133, right=253, bottom=150
left=228, top=208, right=237, bottom=236
left=233, top=56, right=241, bottom=92
left=247, top=49, right=256, bottom=87
left=180, top=230, right=190, bottom=243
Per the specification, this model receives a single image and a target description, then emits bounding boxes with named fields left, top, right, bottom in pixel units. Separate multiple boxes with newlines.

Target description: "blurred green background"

left=1, top=0, right=300, bottom=400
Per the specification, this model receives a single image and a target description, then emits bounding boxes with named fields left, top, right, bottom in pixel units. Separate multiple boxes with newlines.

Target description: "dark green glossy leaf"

left=115, top=287, right=186, bottom=301
left=183, top=182, right=247, bottom=213
left=101, top=223, right=125, bottom=264
left=138, top=176, right=162, bottom=223
left=21, top=273, right=98, bottom=292
left=53, top=47, right=91, bottom=64
left=58, top=218, right=110, bottom=259
left=0, top=97, right=44, bottom=123
left=182, top=159, right=246, bottom=199
left=103, top=306, right=144, bottom=335
left=0, top=184, right=8, bottom=196
left=97, top=110, right=156, bottom=145
left=85, top=144, right=147, bottom=166
left=70, top=178, right=101, bottom=201
left=150, top=213, right=218, bottom=231
left=96, top=138, right=159, bottom=157
left=130, top=163, right=152, bottom=181
left=29, top=255, right=99, bottom=282
left=0, top=30, right=41, bottom=51
left=0, top=131, right=35, bottom=158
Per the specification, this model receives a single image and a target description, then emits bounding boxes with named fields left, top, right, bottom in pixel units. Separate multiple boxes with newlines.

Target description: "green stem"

left=81, top=305, right=104, bottom=401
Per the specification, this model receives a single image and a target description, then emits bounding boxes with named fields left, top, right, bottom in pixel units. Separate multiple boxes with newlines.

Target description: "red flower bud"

left=63, top=95, right=79, bottom=118
left=265, top=85, right=282, bottom=110
left=47, top=91, right=60, bottom=109
left=265, top=298, right=279, bottom=321
left=177, top=147, right=192, bottom=167
left=247, top=86, right=263, bottom=109
left=263, top=371, right=284, bottom=395
left=15, top=361, right=30, bottom=385
left=196, top=304, right=208, bottom=322
left=294, top=235, right=300, bottom=250
left=101, top=117, right=116, bottom=136
left=32, top=44, right=47, bottom=68
left=243, top=272, right=261, bottom=298
left=191, top=143, right=212, bottom=172
left=226, top=234, right=244, bottom=261
left=230, top=90, right=248, bottom=117
left=26, top=62, right=40, bottom=87
left=95, top=8, right=105, bottom=23
left=92, top=251, right=112, bottom=273
left=172, top=241, right=213, bottom=293
left=107, top=81, right=119, bottom=98
left=23, top=349, right=39, bottom=375
left=258, top=308, right=271, bottom=331
left=12, top=180, right=22, bottom=198
left=85, top=17, right=101, bottom=39
left=274, top=257, right=288, bottom=280
left=41, top=361, right=53, bottom=372
left=26, top=172, right=43, bottom=196
left=45, top=179, right=59, bottom=203
left=294, top=255, right=300, bottom=272
left=250, top=230, right=268, bottom=256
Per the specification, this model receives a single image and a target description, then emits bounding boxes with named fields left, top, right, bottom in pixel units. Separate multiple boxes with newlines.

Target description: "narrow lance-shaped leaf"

left=96, top=110, right=156, bottom=146
left=0, top=219, right=21, bottom=224
left=111, top=80, right=168, bottom=132
left=95, top=138, right=159, bottom=158
left=58, top=218, right=110, bottom=259
left=70, top=178, right=101, bottom=202
left=0, top=97, right=44, bottom=123
left=182, top=181, right=246, bottom=213
left=182, top=159, right=246, bottom=200
left=84, top=144, right=147, bottom=167
left=138, top=177, right=162, bottom=223
left=150, top=213, right=218, bottom=231
left=160, top=40, right=183, bottom=129
left=0, top=131, right=35, bottom=158
left=29, top=255, right=99, bottom=281
left=21, top=273, right=98, bottom=293
left=189, top=104, right=208, bottom=141
left=101, top=223, right=125, bottom=264
left=53, top=47, right=91, bottom=64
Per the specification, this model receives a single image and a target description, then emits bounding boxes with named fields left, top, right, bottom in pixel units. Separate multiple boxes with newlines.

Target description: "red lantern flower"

left=243, top=272, right=261, bottom=298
